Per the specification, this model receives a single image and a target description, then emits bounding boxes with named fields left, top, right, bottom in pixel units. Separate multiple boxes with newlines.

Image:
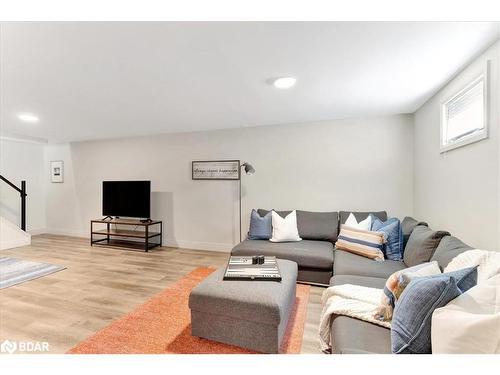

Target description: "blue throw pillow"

left=371, top=215, right=403, bottom=261
left=391, top=275, right=461, bottom=354
left=431, top=266, right=478, bottom=293
left=391, top=267, right=477, bottom=354
left=247, top=209, right=272, bottom=240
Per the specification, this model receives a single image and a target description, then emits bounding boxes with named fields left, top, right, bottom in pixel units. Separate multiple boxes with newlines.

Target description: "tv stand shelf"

left=90, top=218, right=162, bottom=252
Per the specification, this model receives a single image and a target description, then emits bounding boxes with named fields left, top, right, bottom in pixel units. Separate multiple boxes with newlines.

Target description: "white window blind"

left=441, top=73, right=488, bottom=152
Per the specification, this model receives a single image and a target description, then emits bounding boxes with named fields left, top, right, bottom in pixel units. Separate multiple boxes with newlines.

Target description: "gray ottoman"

left=188, top=259, right=298, bottom=353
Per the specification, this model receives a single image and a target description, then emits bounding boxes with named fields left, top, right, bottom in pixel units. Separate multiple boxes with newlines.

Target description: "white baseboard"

left=28, top=228, right=49, bottom=236
left=45, top=228, right=88, bottom=238
left=0, top=237, right=31, bottom=250
left=43, top=228, right=234, bottom=252
left=164, top=239, right=233, bottom=253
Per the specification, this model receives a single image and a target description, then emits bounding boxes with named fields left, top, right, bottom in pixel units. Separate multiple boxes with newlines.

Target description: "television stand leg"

left=102, top=216, right=113, bottom=221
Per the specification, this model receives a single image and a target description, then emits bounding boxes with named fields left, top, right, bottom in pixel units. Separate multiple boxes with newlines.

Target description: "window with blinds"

left=440, top=72, right=488, bottom=152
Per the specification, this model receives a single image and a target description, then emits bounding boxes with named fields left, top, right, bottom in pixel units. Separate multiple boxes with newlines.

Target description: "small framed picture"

left=50, top=161, right=64, bottom=183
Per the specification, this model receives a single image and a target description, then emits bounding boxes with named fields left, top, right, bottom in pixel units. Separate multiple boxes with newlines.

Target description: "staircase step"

left=0, top=216, right=31, bottom=250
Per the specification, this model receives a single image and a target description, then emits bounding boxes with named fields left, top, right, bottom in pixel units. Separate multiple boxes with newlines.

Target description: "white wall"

left=44, top=114, right=414, bottom=251
left=414, top=41, right=500, bottom=251
left=0, top=138, right=47, bottom=233
left=44, top=143, right=86, bottom=237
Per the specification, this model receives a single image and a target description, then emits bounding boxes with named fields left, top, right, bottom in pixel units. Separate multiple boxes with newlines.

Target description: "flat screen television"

left=102, top=181, right=151, bottom=219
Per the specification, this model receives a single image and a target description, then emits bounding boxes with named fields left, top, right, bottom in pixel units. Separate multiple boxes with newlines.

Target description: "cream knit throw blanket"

left=444, top=249, right=500, bottom=282
left=319, top=284, right=390, bottom=353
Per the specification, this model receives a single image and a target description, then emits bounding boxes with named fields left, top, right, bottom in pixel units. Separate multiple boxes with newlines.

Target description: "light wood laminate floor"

left=0, top=234, right=324, bottom=354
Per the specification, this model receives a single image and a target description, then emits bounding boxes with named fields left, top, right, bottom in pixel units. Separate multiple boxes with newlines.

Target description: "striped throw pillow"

left=336, top=226, right=385, bottom=261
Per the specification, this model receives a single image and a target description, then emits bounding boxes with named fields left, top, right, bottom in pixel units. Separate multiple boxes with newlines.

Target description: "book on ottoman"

left=223, top=256, right=282, bottom=281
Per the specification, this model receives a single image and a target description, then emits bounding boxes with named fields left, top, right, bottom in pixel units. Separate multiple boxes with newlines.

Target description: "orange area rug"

left=67, top=267, right=310, bottom=354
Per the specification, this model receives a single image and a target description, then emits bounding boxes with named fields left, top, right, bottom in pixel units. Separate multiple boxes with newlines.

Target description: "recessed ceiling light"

left=17, top=113, right=39, bottom=123
left=272, top=77, right=297, bottom=89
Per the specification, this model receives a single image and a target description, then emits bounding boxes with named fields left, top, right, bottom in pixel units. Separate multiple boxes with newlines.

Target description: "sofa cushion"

left=339, top=211, right=387, bottom=225
left=329, top=274, right=387, bottom=289
left=258, top=209, right=290, bottom=218
left=430, top=235, right=473, bottom=270
left=295, top=210, right=339, bottom=242
left=333, top=249, right=406, bottom=279
left=331, top=316, right=391, bottom=354
left=298, top=268, right=333, bottom=285
left=231, top=239, right=334, bottom=270
left=401, top=216, right=428, bottom=249
left=403, top=225, right=450, bottom=267
left=257, top=209, right=339, bottom=242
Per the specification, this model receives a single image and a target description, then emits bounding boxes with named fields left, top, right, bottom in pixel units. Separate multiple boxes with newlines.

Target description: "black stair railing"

left=0, top=175, right=27, bottom=231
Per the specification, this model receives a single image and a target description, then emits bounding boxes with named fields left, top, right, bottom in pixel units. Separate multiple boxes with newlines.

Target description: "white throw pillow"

left=431, top=273, right=500, bottom=353
left=270, top=210, right=302, bottom=242
left=344, top=212, right=372, bottom=231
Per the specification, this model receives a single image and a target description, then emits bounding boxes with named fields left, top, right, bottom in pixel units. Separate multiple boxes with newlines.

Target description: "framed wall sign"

left=50, top=160, right=64, bottom=183
left=192, top=160, right=240, bottom=180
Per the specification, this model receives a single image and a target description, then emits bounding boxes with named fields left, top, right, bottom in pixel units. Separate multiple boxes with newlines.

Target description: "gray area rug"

left=0, top=257, right=66, bottom=289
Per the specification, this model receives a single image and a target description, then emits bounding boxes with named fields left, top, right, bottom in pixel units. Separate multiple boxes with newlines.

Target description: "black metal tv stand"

left=90, top=218, right=162, bottom=252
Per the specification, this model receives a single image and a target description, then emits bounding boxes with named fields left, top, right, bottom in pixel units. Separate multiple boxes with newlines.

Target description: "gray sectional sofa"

left=231, top=209, right=473, bottom=354
left=329, top=223, right=472, bottom=354
left=231, top=210, right=388, bottom=285
left=232, top=209, right=340, bottom=285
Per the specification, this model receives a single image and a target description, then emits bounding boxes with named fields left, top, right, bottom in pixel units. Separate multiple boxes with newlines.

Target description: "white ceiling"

left=1, top=22, right=499, bottom=143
